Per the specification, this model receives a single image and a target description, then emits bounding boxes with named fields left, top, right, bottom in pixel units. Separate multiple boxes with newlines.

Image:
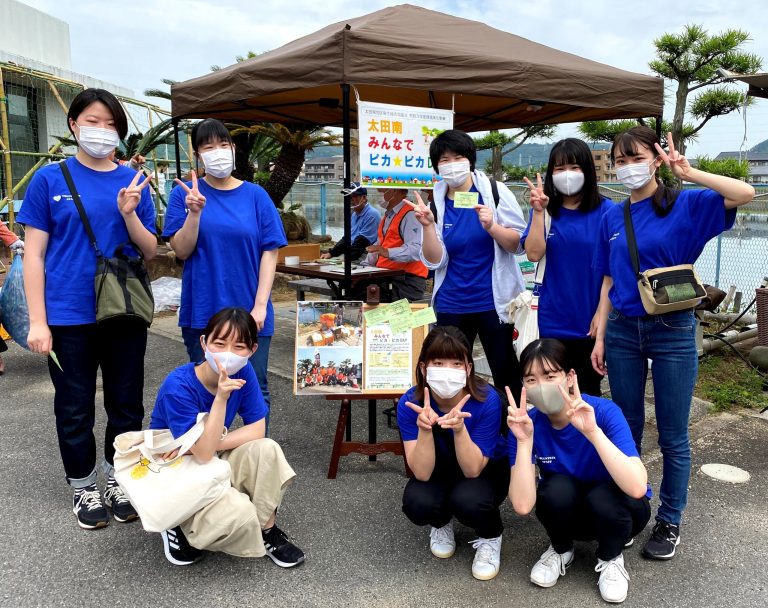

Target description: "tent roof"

left=172, top=4, right=663, bottom=130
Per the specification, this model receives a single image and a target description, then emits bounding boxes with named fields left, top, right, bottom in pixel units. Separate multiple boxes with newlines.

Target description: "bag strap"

left=139, top=413, right=208, bottom=467
left=622, top=198, right=641, bottom=278
left=532, top=210, right=552, bottom=286
left=490, top=178, right=500, bottom=208
left=59, top=160, right=103, bottom=258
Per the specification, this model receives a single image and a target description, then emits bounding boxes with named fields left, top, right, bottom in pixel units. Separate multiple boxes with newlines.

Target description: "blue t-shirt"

left=593, top=189, right=736, bottom=317
left=150, top=362, right=267, bottom=438
left=17, top=158, right=156, bottom=325
left=163, top=180, right=287, bottom=335
left=352, top=203, right=381, bottom=244
left=507, top=394, right=650, bottom=497
left=521, top=198, right=612, bottom=338
left=397, top=385, right=507, bottom=460
left=434, top=186, right=496, bottom=313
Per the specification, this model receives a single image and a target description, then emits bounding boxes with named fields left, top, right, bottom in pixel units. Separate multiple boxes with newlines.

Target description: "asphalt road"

left=1, top=333, right=766, bottom=608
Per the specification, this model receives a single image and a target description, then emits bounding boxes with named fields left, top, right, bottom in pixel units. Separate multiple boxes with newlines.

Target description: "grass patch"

left=695, top=350, right=767, bottom=412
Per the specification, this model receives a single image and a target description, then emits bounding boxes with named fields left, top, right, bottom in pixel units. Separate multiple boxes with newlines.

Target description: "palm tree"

left=232, top=123, right=341, bottom=207
left=143, top=78, right=178, bottom=102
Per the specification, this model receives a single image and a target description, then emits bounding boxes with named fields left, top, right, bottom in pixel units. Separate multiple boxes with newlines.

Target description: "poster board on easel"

left=293, top=300, right=431, bottom=396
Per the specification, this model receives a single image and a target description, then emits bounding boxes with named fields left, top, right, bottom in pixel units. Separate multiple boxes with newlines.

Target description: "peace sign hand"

left=405, top=191, right=435, bottom=226
left=214, top=357, right=246, bottom=401
left=174, top=170, right=206, bottom=215
left=117, top=170, right=152, bottom=216
left=523, top=173, right=549, bottom=213
left=506, top=386, right=533, bottom=441
left=559, top=374, right=597, bottom=437
left=405, top=387, right=440, bottom=432
left=655, top=132, right=692, bottom=180
left=437, top=394, right=472, bottom=432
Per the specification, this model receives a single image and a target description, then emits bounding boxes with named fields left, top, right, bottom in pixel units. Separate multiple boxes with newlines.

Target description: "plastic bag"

left=150, top=276, right=182, bottom=313
left=0, top=255, right=30, bottom=349
left=507, top=290, right=539, bottom=356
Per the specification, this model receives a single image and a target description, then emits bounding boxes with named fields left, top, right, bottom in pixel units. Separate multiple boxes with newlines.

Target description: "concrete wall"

left=1, top=0, right=72, bottom=69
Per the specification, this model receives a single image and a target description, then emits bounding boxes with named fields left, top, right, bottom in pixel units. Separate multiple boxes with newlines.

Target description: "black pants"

left=350, top=273, right=426, bottom=303
left=49, top=320, right=147, bottom=484
left=436, top=309, right=522, bottom=405
left=536, top=474, right=651, bottom=561
left=554, top=337, right=603, bottom=397
left=402, top=456, right=510, bottom=539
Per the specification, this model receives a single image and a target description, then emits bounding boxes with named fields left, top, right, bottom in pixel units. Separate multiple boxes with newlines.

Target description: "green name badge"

left=664, top=283, right=697, bottom=303
left=453, top=191, right=479, bottom=209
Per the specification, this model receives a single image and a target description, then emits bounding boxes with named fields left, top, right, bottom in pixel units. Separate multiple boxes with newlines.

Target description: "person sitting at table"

left=398, top=326, right=509, bottom=581
left=357, top=187, right=427, bottom=302
left=321, top=182, right=380, bottom=261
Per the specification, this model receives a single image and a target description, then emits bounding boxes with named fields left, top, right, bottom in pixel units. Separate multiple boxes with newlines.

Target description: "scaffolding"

left=0, top=60, right=194, bottom=233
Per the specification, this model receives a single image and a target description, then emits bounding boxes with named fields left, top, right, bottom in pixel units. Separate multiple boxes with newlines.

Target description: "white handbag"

left=113, top=413, right=232, bottom=533
left=509, top=211, right=551, bottom=356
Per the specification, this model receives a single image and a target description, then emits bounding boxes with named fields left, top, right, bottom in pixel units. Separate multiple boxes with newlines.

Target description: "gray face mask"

left=526, top=379, right=568, bottom=415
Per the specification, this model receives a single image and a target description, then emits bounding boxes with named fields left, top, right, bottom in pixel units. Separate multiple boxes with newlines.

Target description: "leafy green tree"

left=695, top=156, right=749, bottom=180
left=578, top=25, right=762, bottom=155
left=474, top=126, right=556, bottom=181
left=500, top=163, right=548, bottom=181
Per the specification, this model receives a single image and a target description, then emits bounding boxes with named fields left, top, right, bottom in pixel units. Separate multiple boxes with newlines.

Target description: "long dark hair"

left=611, top=126, right=680, bottom=217
left=415, top=326, right=487, bottom=402
left=202, top=307, right=258, bottom=350
left=543, top=138, right=602, bottom=218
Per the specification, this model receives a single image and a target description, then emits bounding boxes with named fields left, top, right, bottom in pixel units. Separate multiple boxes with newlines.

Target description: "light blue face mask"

left=526, top=378, right=568, bottom=415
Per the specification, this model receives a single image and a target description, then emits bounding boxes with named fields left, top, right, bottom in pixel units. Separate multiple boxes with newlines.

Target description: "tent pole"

left=342, top=83, right=352, bottom=299
left=655, top=114, right=662, bottom=139
left=173, top=119, right=182, bottom=181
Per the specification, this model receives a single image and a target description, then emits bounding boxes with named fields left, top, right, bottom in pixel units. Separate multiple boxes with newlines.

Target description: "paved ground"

left=1, top=309, right=767, bottom=608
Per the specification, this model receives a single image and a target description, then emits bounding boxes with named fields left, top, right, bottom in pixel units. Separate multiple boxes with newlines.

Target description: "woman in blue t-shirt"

left=410, top=130, right=527, bottom=404
left=521, top=138, right=612, bottom=397
left=150, top=307, right=304, bottom=568
left=398, top=326, right=508, bottom=581
left=591, top=127, right=754, bottom=560
left=507, top=339, right=650, bottom=604
left=19, top=88, right=157, bottom=530
left=163, top=119, right=287, bottom=418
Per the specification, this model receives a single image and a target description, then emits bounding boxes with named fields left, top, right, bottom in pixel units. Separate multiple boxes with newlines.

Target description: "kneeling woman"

left=507, top=339, right=649, bottom=603
left=398, top=326, right=508, bottom=581
left=151, top=307, right=304, bottom=567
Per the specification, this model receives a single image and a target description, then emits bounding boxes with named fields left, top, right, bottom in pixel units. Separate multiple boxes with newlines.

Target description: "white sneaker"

left=595, top=553, right=630, bottom=603
left=470, top=535, right=502, bottom=580
left=429, top=522, right=455, bottom=558
left=530, top=544, right=574, bottom=588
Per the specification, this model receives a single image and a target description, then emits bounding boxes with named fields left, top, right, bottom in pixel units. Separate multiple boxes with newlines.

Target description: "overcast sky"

left=19, top=0, right=768, bottom=157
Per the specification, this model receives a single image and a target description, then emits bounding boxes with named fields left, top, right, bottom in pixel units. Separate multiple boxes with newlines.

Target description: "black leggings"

left=402, top=457, right=510, bottom=539
left=536, top=474, right=651, bottom=561
left=552, top=337, right=603, bottom=397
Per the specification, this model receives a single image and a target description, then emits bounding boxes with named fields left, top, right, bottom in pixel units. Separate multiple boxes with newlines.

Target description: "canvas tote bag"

left=113, top=413, right=231, bottom=533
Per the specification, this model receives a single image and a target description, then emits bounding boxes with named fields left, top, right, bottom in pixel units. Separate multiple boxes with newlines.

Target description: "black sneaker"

left=103, top=474, right=138, bottom=523
left=642, top=521, right=681, bottom=560
left=263, top=526, right=305, bottom=568
left=161, top=526, right=204, bottom=566
left=72, top=483, right=109, bottom=530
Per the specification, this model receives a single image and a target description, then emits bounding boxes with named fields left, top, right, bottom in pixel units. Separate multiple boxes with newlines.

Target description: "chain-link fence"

left=0, top=61, right=193, bottom=233
left=286, top=181, right=768, bottom=310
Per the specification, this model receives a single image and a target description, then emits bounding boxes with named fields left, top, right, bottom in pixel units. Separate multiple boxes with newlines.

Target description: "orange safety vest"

left=376, top=204, right=428, bottom=278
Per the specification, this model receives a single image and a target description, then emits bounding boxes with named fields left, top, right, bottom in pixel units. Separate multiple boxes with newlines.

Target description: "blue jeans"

left=181, top=328, right=272, bottom=428
left=605, top=308, right=698, bottom=526
left=49, top=321, right=147, bottom=487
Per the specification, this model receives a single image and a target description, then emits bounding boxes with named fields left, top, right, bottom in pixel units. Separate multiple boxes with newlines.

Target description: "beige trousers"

left=180, top=438, right=296, bottom=557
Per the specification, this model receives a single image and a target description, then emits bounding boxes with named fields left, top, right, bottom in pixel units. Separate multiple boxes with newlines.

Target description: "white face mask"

left=426, top=366, right=467, bottom=400
left=75, top=124, right=120, bottom=159
left=526, top=378, right=568, bottom=415
left=552, top=170, right=585, bottom=196
left=616, top=158, right=657, bottom=190
left=439, top=160, right=471, bottom=189
left=200, top=147, right=235, bottom=179
left=204, top=346, right=250, bottom=375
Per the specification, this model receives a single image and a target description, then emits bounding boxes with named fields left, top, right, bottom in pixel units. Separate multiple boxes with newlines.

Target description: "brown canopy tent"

left=171, top=4, right=664, bottom=295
